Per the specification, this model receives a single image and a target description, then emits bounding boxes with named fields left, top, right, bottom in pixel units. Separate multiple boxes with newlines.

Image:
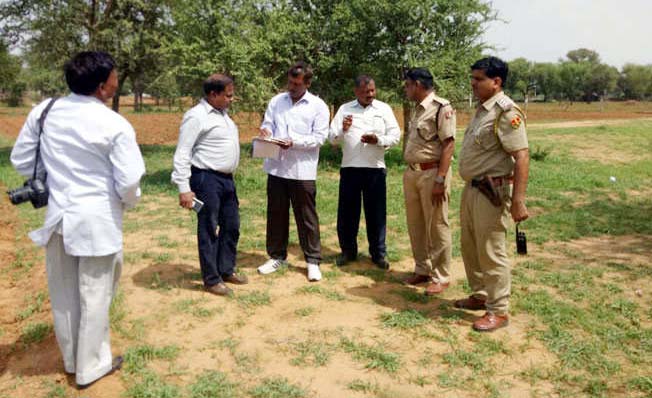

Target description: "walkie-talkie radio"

left=516, top=223, right=527, bottom=255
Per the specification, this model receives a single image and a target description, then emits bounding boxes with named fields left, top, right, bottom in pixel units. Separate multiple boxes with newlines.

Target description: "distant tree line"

left=0, top=0, right=495, bottom=115
left=1, top=2, right=650, bottom=113
left=505, top=48, right=652, bottom=103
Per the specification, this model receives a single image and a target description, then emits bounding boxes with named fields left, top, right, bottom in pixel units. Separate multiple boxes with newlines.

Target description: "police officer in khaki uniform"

left=455, top=57, right=529, bottom=332
left=402, top=68, right=456, bottom=296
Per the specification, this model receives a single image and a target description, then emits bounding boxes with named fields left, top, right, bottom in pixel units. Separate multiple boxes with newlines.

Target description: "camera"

left=7, top=177, right=49, bottom=208
left=516, top=222, right=527, bottom=255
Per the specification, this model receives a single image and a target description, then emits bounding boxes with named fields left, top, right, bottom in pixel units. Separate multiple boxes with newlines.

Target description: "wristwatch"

left=434, top=175, right=445, bottom=184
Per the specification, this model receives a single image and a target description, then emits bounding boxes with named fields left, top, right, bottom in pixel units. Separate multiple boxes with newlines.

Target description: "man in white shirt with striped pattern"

left=329, top=75, right=401, bottom=269
left=172, top=74, right=247, bottom=297
left=257, top=62, right=330, bottom=281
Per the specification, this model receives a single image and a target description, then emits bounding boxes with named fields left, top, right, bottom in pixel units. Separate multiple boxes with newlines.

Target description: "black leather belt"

left=191, top=166, right=233, bottom=179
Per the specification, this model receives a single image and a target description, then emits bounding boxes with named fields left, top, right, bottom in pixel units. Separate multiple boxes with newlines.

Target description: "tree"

left=0, top=40, right=25, bottom=106
left=566, top=48, right=600, bottom=64
left=505, top=57, right=533, bottom=100
left=560, top=49, right=618, bottom=102
left=531, top=62, right=561, bottom=102
left=0, top=0, right=173, bottom=112
left=619, top=64, right=652, bottom=100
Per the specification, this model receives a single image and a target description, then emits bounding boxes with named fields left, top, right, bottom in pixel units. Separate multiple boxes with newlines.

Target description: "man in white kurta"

left=10, top=51, right=145, bottom=388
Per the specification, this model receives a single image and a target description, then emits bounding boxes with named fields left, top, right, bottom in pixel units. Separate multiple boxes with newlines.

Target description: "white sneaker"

left=307, top=262, right=322, bottom=282
left=257, top=258, right=286, bottom=275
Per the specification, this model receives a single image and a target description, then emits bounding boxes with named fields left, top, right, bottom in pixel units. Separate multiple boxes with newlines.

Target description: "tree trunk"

left=112, top=72, right=129, bottom=113
left=401, top=102, right=411, bottom=154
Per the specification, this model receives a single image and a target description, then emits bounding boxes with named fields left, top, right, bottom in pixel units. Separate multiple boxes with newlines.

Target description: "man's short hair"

left=64, top=51, right=116, bottom=95
left=354, top=75, right=374, bottom=87
left=202, top=74, right=234, bottom=96
left=288, top=61, right=314, bottom=83
left=471, top=57, right=509, bottom=87
left=404, top=68, right=433, bottom=89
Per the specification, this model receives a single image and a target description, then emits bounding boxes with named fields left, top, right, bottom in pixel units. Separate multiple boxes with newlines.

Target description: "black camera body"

left=516, top=223, right=527, bottom=255
left=7, top=178, right=49, bottom=208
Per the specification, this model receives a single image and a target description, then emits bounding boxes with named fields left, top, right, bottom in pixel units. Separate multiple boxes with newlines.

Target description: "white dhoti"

left=45, top=232, right=122, bottom=385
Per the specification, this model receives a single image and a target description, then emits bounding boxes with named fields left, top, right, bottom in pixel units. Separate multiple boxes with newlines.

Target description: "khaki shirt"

left=458, top=91, right=528, bottom=182
left=403, top=92, right=456, bottom=164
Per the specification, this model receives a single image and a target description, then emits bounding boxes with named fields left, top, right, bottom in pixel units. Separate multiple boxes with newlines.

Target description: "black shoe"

left=205, top=282, right=233, bottom=296
left=77, top=356, right=123, bottom=389
left=336, top=253, right=357, bottom=267
left=372, top=257, right=390, bottom=270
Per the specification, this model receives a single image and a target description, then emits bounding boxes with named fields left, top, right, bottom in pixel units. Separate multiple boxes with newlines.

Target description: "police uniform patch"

left=510, top=115, right=522, bottom=129
left=445, top=110, right=454, bottom=119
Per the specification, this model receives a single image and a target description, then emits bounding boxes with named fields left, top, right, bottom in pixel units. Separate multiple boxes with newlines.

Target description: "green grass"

left=340, top=337, right=401, bottom=373
left=173, top=298, right=219, bottom=318
left=290, top=340, right=332, bottom=367
left=236, top=290, right=271, bottom=307
left=295, top=285, right=346, bottom=301
left=124, top=370, right=180, bottom=398
left=249, top=378, right=307, bottom=398
left=380, top=309, right=429, bottom=330
left=41, top=382, right=67, bottom=398
left=347, top=379, right=379, bottom=393
left=20, top=322, right=52, bottom=345
left=187, top=371, right=237, bottom=398
left=294, top=306, right=316, bottom=317
left=16, top=290, right=47, bottom=321
left=3, top=116, right=652, bottom=397
left=123, top=344, right=180, bottom=374
left=390, top=288, right=433, bottom=304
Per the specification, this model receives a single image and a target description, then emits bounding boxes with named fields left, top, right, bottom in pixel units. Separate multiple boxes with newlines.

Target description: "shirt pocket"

left=416, top=119, right=437, bottom=142
left=474, top=124, right=500, bottom=150
left=288, top=111, right=311, bottom=135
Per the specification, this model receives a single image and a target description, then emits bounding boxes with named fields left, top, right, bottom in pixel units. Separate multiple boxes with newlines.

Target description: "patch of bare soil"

left=2, top=194, right=650, bottom=397
left=0, top=191, right=63, bottom=396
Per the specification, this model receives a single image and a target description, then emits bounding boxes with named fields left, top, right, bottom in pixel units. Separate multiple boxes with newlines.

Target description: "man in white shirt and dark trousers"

left=257, top=62, right=330, bottom=281
left=329, top=75, right=401, bottom=269
left=172, top=74, right=246, bottom=297
left=10, top=51, right=145, bottom=389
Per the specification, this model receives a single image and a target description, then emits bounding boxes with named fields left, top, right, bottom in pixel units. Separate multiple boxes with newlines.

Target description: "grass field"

left=0, top=105, right=651, bottom=398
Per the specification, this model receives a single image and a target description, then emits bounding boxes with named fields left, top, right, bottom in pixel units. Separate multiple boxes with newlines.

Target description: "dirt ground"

left=1, top=104, right=651, bottom=397
left=2, top=100, right=652, bottom=145
left=1, top=192, right=649, bottom=397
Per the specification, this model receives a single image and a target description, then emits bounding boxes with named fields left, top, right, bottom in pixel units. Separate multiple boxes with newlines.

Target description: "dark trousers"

left=190, top=167, right=240, bottom=287
left=337, top=167, right=387, bottom=260
left=266, top=174, right=321, bottom=264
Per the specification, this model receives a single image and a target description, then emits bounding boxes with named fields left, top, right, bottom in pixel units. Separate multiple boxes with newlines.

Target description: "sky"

left=482, top=0, right=652, bottom=68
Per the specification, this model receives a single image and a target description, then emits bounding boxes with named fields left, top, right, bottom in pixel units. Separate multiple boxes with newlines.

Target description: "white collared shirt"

left=171, top=99, right=240, bottom=193
left=329, top=99, right=401, bottom=168
left=10, top=94, right=145, bottom=256
left=261, top=91, right=330, bottom=180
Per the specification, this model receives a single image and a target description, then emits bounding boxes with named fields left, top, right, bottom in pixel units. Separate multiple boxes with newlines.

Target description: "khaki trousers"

left=403, top=167, right=452, bottom=283
left=460, top=183, right=512, bottom=315
left=46, top=233, right=122, bottom=385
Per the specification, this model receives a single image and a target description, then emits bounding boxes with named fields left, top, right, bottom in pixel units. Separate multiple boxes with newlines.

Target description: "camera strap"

left=32, top=97, right=59, bottom=180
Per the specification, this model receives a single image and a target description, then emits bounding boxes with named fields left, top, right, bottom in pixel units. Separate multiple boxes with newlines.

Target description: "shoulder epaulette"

left=493, top=101, right=527, bottom=137
left=431, top=94, right=450, bottom=107
left=496, top=96, right=513, bottom=111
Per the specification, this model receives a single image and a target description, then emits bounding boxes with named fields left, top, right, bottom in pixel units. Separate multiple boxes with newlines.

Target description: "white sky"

left=482, top=0, right=652, bottom=68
